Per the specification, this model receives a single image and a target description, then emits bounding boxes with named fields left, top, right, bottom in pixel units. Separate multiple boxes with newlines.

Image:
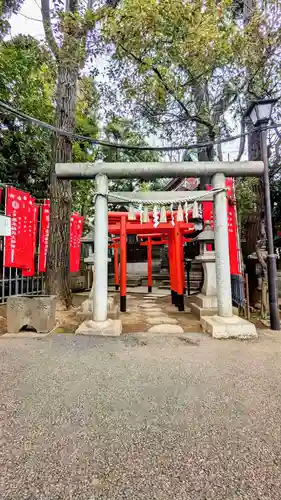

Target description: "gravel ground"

left=1, top=331, right=281, bottom=499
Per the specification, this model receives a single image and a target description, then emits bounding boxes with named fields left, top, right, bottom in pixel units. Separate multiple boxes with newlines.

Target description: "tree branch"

left=272, top=121, right=281, bottom=141
left=152, top=65, right=212, bottom=129
left=235, top=119, right=246, bottom=162
left=106, top=0, right=121, bottom=6
left=80, top=0, right=121, bottom=68
left=19, top=13, right=42, bottom=22
left=119, top=44, right=213, bottom=132
left=41, top=0, right=59, bottom=58
left=68, top=0, right=79, bottom=12
left=217, top=131, right=223, bottom=161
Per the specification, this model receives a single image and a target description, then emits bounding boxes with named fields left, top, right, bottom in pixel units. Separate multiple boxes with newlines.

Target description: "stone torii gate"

left=56, top=161, right=264, bottom=338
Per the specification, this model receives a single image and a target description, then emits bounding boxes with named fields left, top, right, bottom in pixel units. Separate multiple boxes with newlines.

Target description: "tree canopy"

left=0, top=35, right=54, bottom=197
left=103, top=0, right=281, bottom=157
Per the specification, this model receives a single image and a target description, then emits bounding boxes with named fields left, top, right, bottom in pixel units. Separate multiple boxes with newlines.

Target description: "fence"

left=0, top=198, right=46, bottom=304
left=0, top=237, right=45, bottom=304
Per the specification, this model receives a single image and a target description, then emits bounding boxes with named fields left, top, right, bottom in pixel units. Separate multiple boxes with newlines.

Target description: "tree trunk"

left=248, top=127, right=264, bottom=238
left=192, top=83, right=215, bottom=187
left=242, top=0, right=264, bottom=254
left=46, top=64, right=78, bottom=309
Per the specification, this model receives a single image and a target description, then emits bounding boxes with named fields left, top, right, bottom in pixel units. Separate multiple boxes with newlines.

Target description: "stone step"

left=189, top=293, right=218, bottom=309
left=127, top=279, right=142, bottom=287
left=201, top=315, right=257, bottom=339
left=108, top=304, right=120, bottom=320
left=190, top=303, right=218, bottom=319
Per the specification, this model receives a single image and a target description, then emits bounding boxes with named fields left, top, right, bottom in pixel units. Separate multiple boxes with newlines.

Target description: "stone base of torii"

left=55, top=161, right=264, bottom=339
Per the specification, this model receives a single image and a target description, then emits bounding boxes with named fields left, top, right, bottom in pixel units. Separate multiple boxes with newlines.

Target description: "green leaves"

left=103, top=0, right=248, bottom=147
left=0, top=35, right=55, bottom=118
left=236, top=178, right=259, bottom=225
left=0, top=36, right=55, bottom=197
left=0, top=35, right=99, bottom=212
left=102, top=115, right=161, bottom=203
left=103, top=0, right=281, bottom=152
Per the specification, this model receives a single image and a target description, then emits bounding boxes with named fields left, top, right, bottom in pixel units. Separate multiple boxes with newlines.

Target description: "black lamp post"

left=245, top=98, right=280, bottom=330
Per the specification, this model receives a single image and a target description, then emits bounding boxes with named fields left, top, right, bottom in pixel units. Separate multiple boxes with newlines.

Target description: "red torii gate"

left=137, top=232, right=194, bottom=295
left=109, top=233, right=168, bottom=294
left=138, top=233, right=167, bottom=293
left=108, top=210, right=201, bottom=312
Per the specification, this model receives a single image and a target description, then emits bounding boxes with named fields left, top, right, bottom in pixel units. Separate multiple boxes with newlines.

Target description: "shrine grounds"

left=1, top=327, right=281, bottom=499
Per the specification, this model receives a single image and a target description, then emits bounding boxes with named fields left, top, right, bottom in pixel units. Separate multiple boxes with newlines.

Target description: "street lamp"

left=245, top=98, right=280, bottom=330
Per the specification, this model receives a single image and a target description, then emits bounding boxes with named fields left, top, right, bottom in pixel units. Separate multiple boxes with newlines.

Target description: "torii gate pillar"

left=76, top=173, right=122, bottom=336
left=212, top=173, right=232, bottom=317
left=93, top=174, right=108, bottom=322
left=201, top=173, right=257, bottom=338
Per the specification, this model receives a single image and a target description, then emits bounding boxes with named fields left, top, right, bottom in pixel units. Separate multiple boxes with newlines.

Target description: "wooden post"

left=120, top=215, right=127, bottom=312
left=147, top=237, right=153, bottom=293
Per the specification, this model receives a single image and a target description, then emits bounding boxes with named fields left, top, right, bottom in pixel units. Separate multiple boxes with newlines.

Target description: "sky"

left=9, top=0, right=244, bottom=161
left=11, top=0, right=44, bottom=38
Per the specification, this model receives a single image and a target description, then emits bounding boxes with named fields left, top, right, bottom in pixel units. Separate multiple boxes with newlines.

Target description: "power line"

left=1, top=99, right=281, bottom=152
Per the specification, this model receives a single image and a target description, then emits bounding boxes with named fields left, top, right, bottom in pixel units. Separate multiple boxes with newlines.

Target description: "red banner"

left=5, top=189, right=84, bottom=274
left=225, top=178, right=240, bottom=275
left=39, top=200, right=50, bottom=272
left=70, top=213, right=84, bottom=272
left=5, top=187, right=35, bottom=268
left=202, top=179, right=240, bottom=275
left=22, top=204, right=38, bottom=277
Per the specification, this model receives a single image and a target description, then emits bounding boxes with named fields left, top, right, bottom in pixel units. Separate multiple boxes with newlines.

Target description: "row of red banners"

left=4, top=187, right=84, bottom=275
left=70, top=212, right=84, bottom=272
left=202, top=178, right=240, bottom=275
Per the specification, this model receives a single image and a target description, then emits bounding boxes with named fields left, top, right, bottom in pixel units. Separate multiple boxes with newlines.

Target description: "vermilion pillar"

left=114, top=243, right=119, bottom=291
left=181, top=235, right=186, bottom=294
left=168, top=233, right=176, bottom=305
left=120, top=215, right=127, bottom=312
left=174, top=222, right=184, bottom=311
left=147, top=237, right=153, bottom=293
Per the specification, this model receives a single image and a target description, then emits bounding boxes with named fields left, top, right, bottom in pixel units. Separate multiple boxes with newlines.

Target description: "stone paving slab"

left=109, top=286, right=169, bottom=296
left=139, top=303, right=157, bottom=309
left=148, top=324, right=184, bottom=334
left=147, top=317, right=179, bottom=325
left=146, top=311, right=169, bottom=318
left=165, top=306, right=192, bottom=314
left=143, top=308, right=163, bottom=313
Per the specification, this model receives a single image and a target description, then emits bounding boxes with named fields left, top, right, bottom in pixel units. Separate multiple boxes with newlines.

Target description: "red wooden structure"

left=108, top=237, right=120, bottom=291
left=138, top=233, right=167, bottom=293
left=137, top=232, right=194, bottom=295
left=108, top=210, right=201, bottom=312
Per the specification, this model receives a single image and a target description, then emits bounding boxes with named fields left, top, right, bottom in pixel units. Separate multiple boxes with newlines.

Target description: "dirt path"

left=1, top=331, right=281, bottom=499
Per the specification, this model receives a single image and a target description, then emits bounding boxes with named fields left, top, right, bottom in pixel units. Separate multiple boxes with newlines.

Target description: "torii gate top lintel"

left=55, top=161, right=264, bottom=180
